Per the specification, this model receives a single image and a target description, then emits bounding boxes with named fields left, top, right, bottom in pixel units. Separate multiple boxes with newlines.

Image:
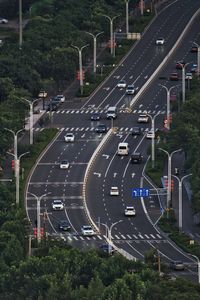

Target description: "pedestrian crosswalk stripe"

left=138, top=234, right=144, bottom=239
left=127, top=234, right=132, bottom=239
left=67, top=236, right=72, bottom=241
left=73, top=236, right=78, bottom=240
left=150, top=234, right=156, bottom=239
left=121, top=235, right=126, bottom=239
left=79, top=236, right=84, bottom=240
left=156, top=234, right=162, bottom=239
left=97, top=235, right=103, bottom=240
left=133, top=235, right=138, bottom=239
left=114, top=235, right=120, bottom=239
left=145, top=234, right=150, bottom=239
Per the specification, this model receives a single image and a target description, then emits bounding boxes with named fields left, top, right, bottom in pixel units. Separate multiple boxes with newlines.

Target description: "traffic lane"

left=27, top=181, right=84, bottom=200
left=80, top=0, right=200, bottom=108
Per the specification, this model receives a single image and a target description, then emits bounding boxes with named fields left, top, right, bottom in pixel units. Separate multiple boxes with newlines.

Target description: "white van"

left=117, top=142, right=129, bottom=155
left=106, top=106, right=117, bottom=119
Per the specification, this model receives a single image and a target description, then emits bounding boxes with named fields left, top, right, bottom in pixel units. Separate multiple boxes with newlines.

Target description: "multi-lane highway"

left=26, top=0, right=200, bottom=281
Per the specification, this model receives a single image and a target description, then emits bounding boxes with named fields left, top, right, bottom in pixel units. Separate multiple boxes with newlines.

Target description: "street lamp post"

left=102, top=14, right=119, bottom=56
left=85, top=32, right=103, bottom=74
left=159, top=148, right=182, bottom=217
left=22, top=98, right=38, bottom=145
left=27, top=192, right=51, bottom=243
left=19, top=0, right=23, bottom=49
left=193, top=42, right=200, bottom=76
left=71, top=44, right=89, bottom=96
left=147, top=113, right=160, bottom=168
left=99, top=220, right=122, bottom=254
left=159, top=84, right=179, bottom=130
left=177, top=62, right=190, bottom=103
left=4, top=128, right=23, bottom=177
left=172, top=173, right=192, bottom=229
left=125, top=0, right=129, bottom=35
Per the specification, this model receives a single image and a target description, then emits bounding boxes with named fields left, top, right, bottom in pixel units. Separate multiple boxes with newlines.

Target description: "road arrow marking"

left=131, top=173, right=135, bottom=178
left=102, top=154, right=109, bottom=159
left=94, top=172, right=101, bottom=177
left=113, top=173, right=117, bottom=177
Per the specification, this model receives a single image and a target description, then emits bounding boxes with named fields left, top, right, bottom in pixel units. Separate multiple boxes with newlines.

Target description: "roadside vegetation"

left=1, top=0, right=200, bottom=298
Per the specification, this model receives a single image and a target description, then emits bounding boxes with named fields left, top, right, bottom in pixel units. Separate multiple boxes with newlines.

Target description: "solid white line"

left=126, top=242, right=144, bottom=258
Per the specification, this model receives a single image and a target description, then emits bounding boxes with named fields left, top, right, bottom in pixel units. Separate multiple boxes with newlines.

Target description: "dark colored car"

left=170, top=72, right=179, bottom=81
left=95, top=124, right=107, bottom=133
left=131, top=127, right=141, bottom=135
left=190, top=46, right=198, bottom=53
left=59, top=220, right=71, bottom=231
left=91, top=112, right=101, bottom=121
left=170, top=260, right=185, bottom=271
left=99, top=244, right=115, bottom=255
left=46, top=102, right=59, bottom=111
left=131, top=152, right=142, bottom=164
left=176, top=61, right=186, bottom=69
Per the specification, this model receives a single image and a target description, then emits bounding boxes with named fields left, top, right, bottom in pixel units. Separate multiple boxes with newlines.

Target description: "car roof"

left=82, top=225, right=92, bottom=229
left=126, top=206, right=135, bottom=209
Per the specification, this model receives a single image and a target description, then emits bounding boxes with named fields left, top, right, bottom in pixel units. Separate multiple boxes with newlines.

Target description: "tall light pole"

left=140, top=0, right=144, bottom=16
left=193, top=42, right=200, bottom=76
left=177, top=62, right=189, bottom=103
left=71, top=44, right=89, bottom=96
left=85, top=31, right=103, bottom=74
left=102, top=15, right=119, bottom=56
left=19, top=0, right=23, bottom=49
left=125, top=0, right=129, bottom=35
left=159, top=84, right=179, bottom=130
left=159, top=148, right=182, bottom=217
left=99, top=220, right=122, bottom=254
left=22, top=98, right=38, bottom=145
left=4, top=128, right=23, bottom=177
left=147, top=113, right=160, bottom=168
left=27, top=192, right=51, bottom=243
left=172, top=174, right=192, bottom=229
left=187, top=253, right=200, bottom=284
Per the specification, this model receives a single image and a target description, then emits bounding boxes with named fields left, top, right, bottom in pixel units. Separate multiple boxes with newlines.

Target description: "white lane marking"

left=126, top=241, right=144, bottom=258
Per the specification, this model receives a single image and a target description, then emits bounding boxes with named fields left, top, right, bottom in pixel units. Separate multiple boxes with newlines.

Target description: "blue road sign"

left=132, top=188, right=149, bottom=198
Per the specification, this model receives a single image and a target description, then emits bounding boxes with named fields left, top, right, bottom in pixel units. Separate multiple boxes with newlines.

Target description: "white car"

left=156, top=37, right=165, bottom=45
left=185, top=72, right=193, bottom=80
left=56, top=94, right=65, bottom=102
left=110, top=187, right=119, bottom=196
left=64, top=133, right=74, bottom=142
left=137, top=114, right=149, bottom=123
left=60, top=160, right=69, bottom=169
left=52, top=200, right=64, bottom=210
left=146, top=130, right=155, bottom=139
left=126, top=85, right=135, bottom=95
left=117, top=80, right=127, bottom=88
left=124, top=206, right=136, bottom=216
left=81, top=225, right=95, bottom=236
left=0, top=18, right=8, bottom=24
